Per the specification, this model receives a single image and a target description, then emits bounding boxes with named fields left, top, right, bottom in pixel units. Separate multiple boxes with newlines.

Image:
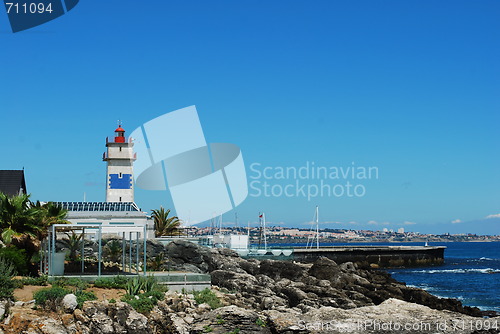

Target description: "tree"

left=0, top=193, right=38, bottom=245
left=151, top=207, right=181, bottom=237
left=60, top=230, right=83, bottom=262
left=0, top=193, right=69, bottom=274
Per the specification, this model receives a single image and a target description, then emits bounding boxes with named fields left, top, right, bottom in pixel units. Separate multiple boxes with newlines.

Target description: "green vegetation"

left=109, top=298, right=116, bottom=303
left=103, top=239, right=122, bottom=262
left=60, top=231, right=83, bottom=262
left=203, top=325, right=213, bottom=333
left=216, top=314, right=225, bottom=324
left=0, top=193, right=69, bottom=275
left=75, top=290, right=97, bottom=308
left=193, top=288, right=222, bottom=309
left=0, top=246, right=28, bottom=275
left=226, top=329, right=240, bottom=334
left=34, top=286, right=71, bottom=311
left=256, top=318, right=267, bottom=327
left=51, top=277, right=89, bottom=290
left=151, top=207, right=181, bottom=237
left=0, top=257, right=17, bottom=299
left=34, top=277, right=96, bottom=310
left=14, top=275, right=49, bottom=288
left=93, top=276, right=128, bottom=289
left=121, top=275, right=166, bottom=313
left=147, top=252, right=167, bottom=271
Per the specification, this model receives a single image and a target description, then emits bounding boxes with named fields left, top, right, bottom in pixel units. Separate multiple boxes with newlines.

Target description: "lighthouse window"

left=119, top=197, right=122, bottom=202
left=119, top=147, right=122, bottom=152
left=119, top=172, right=122, bottom=177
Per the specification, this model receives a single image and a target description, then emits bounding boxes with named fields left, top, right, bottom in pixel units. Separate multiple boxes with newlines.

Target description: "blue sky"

left=1, top=1, right=499, bottom=234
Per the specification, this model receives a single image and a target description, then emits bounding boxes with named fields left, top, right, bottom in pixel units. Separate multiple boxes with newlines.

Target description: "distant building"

left=398, top=227, right=405, bottom=234
left=0, top=170, right=27, bottom=196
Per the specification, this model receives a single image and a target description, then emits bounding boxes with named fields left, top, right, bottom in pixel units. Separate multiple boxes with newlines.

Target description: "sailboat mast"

left=263, top=212, right=267, bottom=251
left=315, top=206, right=319, bottom=249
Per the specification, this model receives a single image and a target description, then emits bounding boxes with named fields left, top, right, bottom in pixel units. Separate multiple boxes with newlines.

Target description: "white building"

left=103, top=125, right=136, bottom=202
left=55, top=124, right=153, bottom=239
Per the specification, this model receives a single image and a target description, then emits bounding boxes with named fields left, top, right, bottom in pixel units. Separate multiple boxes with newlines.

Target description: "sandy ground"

left=14, top=285, right=126, bottom=302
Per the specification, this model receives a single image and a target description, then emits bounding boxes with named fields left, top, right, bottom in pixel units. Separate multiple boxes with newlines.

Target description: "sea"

left=389, top=242, right=500, bottom=313
left=266, top=241, right=500, bottom=312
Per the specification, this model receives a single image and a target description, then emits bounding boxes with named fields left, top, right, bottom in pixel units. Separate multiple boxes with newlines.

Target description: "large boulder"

left=308, top=257, right=341, bottom=281
left=61, top=294, right=78, bottom=313
left=259, top=259, right=306, bottom=281
left=191, top=305, right=272, bottom=334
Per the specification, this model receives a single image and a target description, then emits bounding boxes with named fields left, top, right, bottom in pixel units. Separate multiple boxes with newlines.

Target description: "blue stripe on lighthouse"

left=109, top=174, right=132, bottom=189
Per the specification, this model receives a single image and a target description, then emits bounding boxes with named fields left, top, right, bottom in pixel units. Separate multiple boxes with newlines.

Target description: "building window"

left=119, top=197, right=122, bottom=202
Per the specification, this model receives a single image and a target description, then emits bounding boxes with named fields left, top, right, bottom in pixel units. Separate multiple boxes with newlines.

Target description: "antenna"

left=315, top=206, right=319, bottom=249
left=117, top=119, right=122, bottom=127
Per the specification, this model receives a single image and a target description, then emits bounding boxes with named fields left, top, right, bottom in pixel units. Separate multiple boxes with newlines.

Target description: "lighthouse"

left=103, top=124, right=136, bottom=202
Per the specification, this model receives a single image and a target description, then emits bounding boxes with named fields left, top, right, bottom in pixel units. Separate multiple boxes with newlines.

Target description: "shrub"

left=0, top=246, right=28, bottom=276
left=75, top=290, right=97, bottom=309
left=34, top=286, right=71, bottom=311
left=193, top=288, right=222, bottom=309
left=121, top=276, right=165, bottom=313
left=0, top=257, right=16, bottom=299
left=94, top=276, right=128, bottom=289
left=121, top=294, right=155, bottom=313
left=52, top=277, right=88, bottom=290
left=126, top=275, right=161, bottom=296
left=21, top=275, right=48, bottom=286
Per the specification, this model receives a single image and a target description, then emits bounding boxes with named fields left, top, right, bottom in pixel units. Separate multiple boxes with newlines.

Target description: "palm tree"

left=60, top=230, right=83, bottom=262
left=0, top=193, right=38, bottom=245
left=151, top=207, right=181, bottom=237
left=0, top=193, right=69, bottom=274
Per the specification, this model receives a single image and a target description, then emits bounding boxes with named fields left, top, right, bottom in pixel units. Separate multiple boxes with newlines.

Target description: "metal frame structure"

left=43, top=223, right=147, bottom=277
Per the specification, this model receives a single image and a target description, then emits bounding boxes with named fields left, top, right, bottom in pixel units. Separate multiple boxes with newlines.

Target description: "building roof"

left=0, top=170, right=27, bottom=196
left=115, top=126, right=125, bottom=132
left=54, top=201, right=141, bottom=212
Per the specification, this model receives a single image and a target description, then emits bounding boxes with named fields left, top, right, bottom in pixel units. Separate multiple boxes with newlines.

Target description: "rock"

left=264, top=308, right=306, bottom=333
left=73, top=308, right=89, bottom=323
left=308, top=257, right=341, bottom=281
left=145, top=239, right=168, bottom=258
left=62, top=294, right=78, bottom=313
left=191, top=305, right=272, bottom=333
left=0, top=300, right=9, bottom=321
left=271, top=298, right=499, bottom=334
left=32, top=317, right=69, bottom=334
left=259, top=259, right=306, bottom=280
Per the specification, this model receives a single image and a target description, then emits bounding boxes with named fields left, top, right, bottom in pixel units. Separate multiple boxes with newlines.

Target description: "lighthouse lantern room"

left=103, top=123, right=136, bottom=202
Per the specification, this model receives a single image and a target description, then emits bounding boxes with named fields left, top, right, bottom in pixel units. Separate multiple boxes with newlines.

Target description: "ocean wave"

left=409, top=268, right=500, bottom=274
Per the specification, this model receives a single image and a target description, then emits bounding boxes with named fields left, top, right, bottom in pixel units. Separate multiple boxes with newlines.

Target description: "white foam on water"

left=409, top=268, right=500, bottom=274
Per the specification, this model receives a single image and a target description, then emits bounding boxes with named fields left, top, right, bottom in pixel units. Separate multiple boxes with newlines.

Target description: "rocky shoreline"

left=1, top=239, right=498, bottom=334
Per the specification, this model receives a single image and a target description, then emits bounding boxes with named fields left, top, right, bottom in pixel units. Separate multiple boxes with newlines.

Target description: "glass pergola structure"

left=42, top=222, right=148, bottom=277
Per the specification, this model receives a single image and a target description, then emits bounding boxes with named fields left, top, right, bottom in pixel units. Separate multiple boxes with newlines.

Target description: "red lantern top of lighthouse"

left=114, top=125, right=126, bottom=143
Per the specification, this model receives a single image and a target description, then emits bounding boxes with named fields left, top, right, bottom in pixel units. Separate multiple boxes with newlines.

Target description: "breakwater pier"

left=292, top=245, right=446, bottom=267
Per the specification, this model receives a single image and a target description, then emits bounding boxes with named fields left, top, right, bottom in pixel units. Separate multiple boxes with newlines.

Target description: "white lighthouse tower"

left=103, top=123, right=136, bottom=202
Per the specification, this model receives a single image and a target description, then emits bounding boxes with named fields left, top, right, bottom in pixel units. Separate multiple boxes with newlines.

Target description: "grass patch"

left=19, top=275, right=48, bottom=286
left=51, top=277, right=89, bottom=290
left=34, top=286, right=71, bottom=311
left=193, top=288, right=222, bottom=309
left=75, top=290, right=97, bottom=309
left=93, top=276, right=128, bottom=289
